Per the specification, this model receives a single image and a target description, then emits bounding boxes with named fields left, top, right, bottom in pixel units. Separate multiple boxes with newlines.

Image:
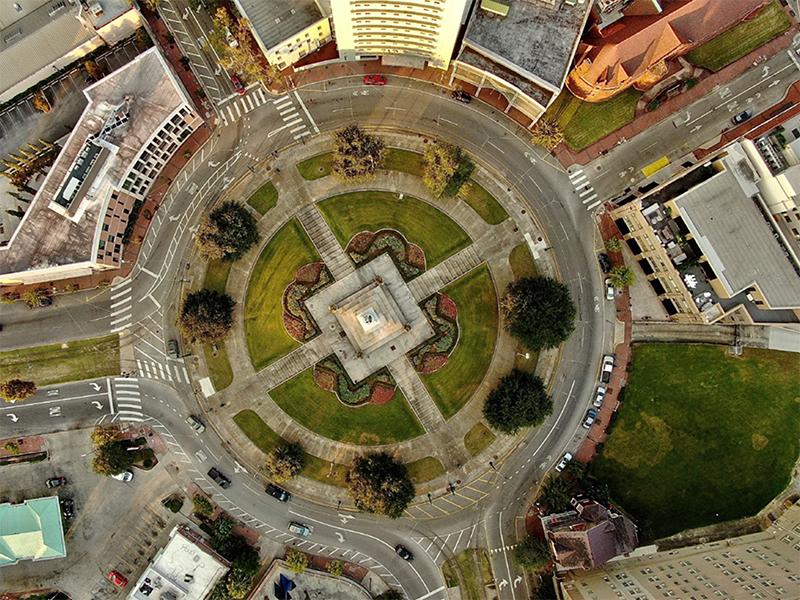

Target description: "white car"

left=600, top=354, right=615, bottom=383
left=604, top=278, right=615, bottom=300
left=111, top=470, right=133, bottom=482
left=593, top=385, right=607, bottom=408
left=555, top=452, right=572, bottom=472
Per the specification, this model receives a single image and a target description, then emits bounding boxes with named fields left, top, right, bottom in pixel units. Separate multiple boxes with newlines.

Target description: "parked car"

left=395, top=544, right=414, bottom=561
left=582, top=408, right=598, bottom=429
left=605, top=278, right=616, bottom=301
left=593, top=384, right=607, bottom=409
left=600, top=354, right=615, bottom=383
left=266, top=484, right=291, bottom=502
left=107, top=570, right=128, bottom=588
left=230, top=74, right=246, bottom=95
left=167, top=339, right=180, bottom=359
left=451, top=90, right=471, bottom=104
left=288, top=521, right=312, bottom=537
left=186, top=414, right=205, bottom=433
left=363, top=74, right=387, bottom=86
left=60, top=498, right=75, bottom=519
left=597, top=253, right=612, bottom=273
left=46, top=476, right=67, bottom=488
left=555, top=452, right=572, bottom=472
left=208, top=467, right=231, bottom=489
left=111, top=470, right=133, bottom=482
left=731, top=109, right=752, bottom=125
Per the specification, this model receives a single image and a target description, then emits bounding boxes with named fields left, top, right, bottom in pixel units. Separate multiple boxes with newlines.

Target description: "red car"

left=363, top=74, right=386, bottom=86
left=230, top=75, right=246, bottom=95
left=107, top=570, right=128, bottom=588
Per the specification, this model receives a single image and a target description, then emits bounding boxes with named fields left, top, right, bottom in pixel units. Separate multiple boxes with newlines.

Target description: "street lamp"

left=516, top=352, right=530, bottom=360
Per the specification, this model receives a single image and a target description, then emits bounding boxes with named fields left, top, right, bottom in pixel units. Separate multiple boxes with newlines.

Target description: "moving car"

left=555, top=452, right=572, bottom=472
left=597, top=253, right=612, bottom=273
left=363, top=74, right=386, bottom=86
left=231, top=74, right=246, bottom=95
left=111, top=470, right=133, bottom=482
left=605, top=278, right=615, bottom=301
left=46, top=476, right=67, bottom=488
left=582, top=408, right=598, bottom=429
left=288, top=521, right=312, bottom=537
left=167, top=339, right=180, bottom=359
left=593, top=384, right=607, bottom=409
left=186, top=414, right=205, bottom=433
left=107, top=570, right=128, bottom=588
left=208, top=467, right=231, bottom=489
left=451, top=90, right=471, bottom=104
left=600, top=354, right=615, bottom=383
left=731, top=109, right=752, bottom=125
left=395, top=544, right=414, bottom=561
left=266, top=484, right=291, bottom=502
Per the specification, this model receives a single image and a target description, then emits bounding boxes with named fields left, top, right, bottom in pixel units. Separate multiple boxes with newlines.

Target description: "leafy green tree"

left=193, top=494, right=213, bottom=517
left=285, top=548, right=308, bottom=574
left=327, top=559, right=344, bottom=577
left=483, top=369, right=552, bottom=434
left=609, top=265, right=635, bottom=288
left=197, top=201, right=259, bottom=262
left=0, top=379, right=37, bottom=403
left=502, top=277, right=576, bottom=351
left=514, top=535, right=551, bottom=570
left=376, top=591, right=404, bottom=600
left=178, top=289, right=235, bottom=343
left=538, top=475, right=573, bottom=513
left=346, top=453, right=415, bottom=519
left=226, top=547, right=260, bottom=599
left=422, top=141, right=473, bottom=197
left=331, top=125, right=385, bottom=180
left=92, top=440, right=134, bottom=476
left=604, top=237, right=622, bottom=252
left=265, top=442, right=305, bottom=483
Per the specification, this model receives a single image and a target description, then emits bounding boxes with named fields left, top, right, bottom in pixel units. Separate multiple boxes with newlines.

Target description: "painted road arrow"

left=7, top=414, right=18, bottom=423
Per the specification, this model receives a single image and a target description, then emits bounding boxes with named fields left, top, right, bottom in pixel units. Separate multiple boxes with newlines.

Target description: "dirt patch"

left=603, top=413, right=672, bottom=469
left=751, top=433, right=769, bottom=451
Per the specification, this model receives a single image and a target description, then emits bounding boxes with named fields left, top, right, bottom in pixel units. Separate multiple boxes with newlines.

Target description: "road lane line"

left=107, top=378, right=114, bottom=415
left=293, top=90, right=319, bottom=133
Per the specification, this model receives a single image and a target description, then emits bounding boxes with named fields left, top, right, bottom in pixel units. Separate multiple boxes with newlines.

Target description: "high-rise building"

left=331, top=0, right=472, bottom=69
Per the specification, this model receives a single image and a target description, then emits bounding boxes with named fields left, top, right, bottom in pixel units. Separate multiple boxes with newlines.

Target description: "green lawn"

left=406, top=456, right=445, bottom=483
left=203, top=343, right=233, bottom=391
left=244, top=219, right=320, bottom=370
left=423, top=266, right=498, bottom=419
left=0, top=335, right=120, bottom=386
left=247, top=181, right=279, bottom=215
left=384, top=148, right=424, bottom=175
left=459, top=181, right=508, bottom=225
left=318, top=191, right=471, bottom=269
left=296, top=153, right=332, bottom=180
left=545, top=88, right=642, bottom=152
left=464, top=422, right=495, bottom=456
left=686, top=1, right=791, bottom=72
left=270, top=368, right=424, bottom=445
left=591, top=344, right=800, bottom=541
left=204, top=259, right=232, bottom=294
left=509, top=243, right=538, bottom=279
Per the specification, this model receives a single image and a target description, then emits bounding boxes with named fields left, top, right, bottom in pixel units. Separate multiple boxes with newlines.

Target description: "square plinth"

left=305, top=253, right=434, bottom=382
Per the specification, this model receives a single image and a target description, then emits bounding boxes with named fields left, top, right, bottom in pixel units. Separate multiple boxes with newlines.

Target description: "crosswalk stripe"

left=113, top=378, right=139, bottom=385
left=220, top=112, right=228, bottom=127
left=571, top=174, right=587, bottom=186
left=246, top=95, right=255, bottom=110
left=290, top=124, right=306, bottom=133
left=111, top=278, right=132, bottom=291
left=582, top=193, right=599, bottom=204
left=227, top=105, right=234, bottom=121
left=279, top=105, right=296, bottom=116
left=258, top=89, right=267, bottom=103
left=568, top=169, right=584, bottom=180
left=284, top=118, right=302, bottom=129
left=586, top=199, right=603, bottom=210
left=578, top=187, right=594, bottom=197
left=143, top=362, right=151, bottom=377
left=110, top=287, right=131, bottom=301
left=234, top=102, right=242, bottom=117
left=116, top=403, right=142, bottom=410
left=135, top=360, right=142, bottom=373
left=157, top=363, right=167, bottom=380
left=110, top=295, right=132, bottom=309
left=273, top=96, right=292, bottom=107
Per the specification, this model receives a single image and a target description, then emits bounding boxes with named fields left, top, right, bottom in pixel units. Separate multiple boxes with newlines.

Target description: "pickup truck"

left=600, top=354, right=615, bottom=383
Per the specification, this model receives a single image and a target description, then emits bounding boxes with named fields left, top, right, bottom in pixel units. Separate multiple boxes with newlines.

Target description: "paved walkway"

left=387, top=357, right=446, bottom=432
left=296, top=205, right=354, bottom=279
left=407, top=245, right=482, bottom=301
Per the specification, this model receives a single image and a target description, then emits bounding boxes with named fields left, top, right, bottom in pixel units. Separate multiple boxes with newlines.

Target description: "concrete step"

left=258, top=336, right=332, bottom=389
left=297, top=206, right=354, bottom=280
left=409, top=245, right=483, bottom=300
left=388, top=358, right=445, bottom=432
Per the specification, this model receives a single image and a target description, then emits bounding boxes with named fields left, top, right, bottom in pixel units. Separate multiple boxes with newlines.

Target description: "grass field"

left=0, top=335, right=120, bottom=386
left=464, top=422, right=496, bottom=456
left=509, top=243, right=538, bottom=279
left=203, top=343, right=233, bottom=391
left=545, top=88, right=642, bottom=152
left=270, top=368, right=424, bottom=445
left=318, top=191, right=471, bottom=269
left=204, top=260, right=232, bottom=294
left=686, top=2, right=791, bottom=72
left=246, top=181, right=279, bottom=215
left=459, top=181, right=508, bottom=225
left=384, top=148, right=424, bottom=175
left=591, top=344, right=800, bottom=541
left=296, top=153, right=332, bottom=180
left=406, top=456, right=445, bottom=483
left=423, top=266, right=498, bottom=419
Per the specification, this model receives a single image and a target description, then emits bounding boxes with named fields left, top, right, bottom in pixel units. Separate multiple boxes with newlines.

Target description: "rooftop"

left=232, top=0, right=323, bottom=50
left=673, top=158, right=800, bottom=310
left=0, top=496, right=66, bottom=567
left=463, top=0, right=591, bottom=90
left=128, top=526, right=229, bottom=600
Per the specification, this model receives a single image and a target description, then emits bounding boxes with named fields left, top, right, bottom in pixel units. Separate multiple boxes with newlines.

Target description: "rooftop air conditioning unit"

left=89, top=1, right=103, bottom=17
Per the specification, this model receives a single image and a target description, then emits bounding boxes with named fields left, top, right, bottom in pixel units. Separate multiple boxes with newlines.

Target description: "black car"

left=451, top=90, right=471, bottom=104
left=731, top=109, right=752, bottom=125
left=395, top=544, right=414, bottom=561
left=266, top=484, right=291, bottom=502
left=208, top=467, right=231, bottom=489
left=598, top=253, right=612, bottom=273
left=60, top=498, right=75, bottom=519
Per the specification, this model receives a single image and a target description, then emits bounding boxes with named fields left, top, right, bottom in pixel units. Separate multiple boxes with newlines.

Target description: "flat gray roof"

left=675, top=167, right=800, bottom=310
left=233, top=0, right=322, bottom=50
left=463, top=0, right=590, bottom=90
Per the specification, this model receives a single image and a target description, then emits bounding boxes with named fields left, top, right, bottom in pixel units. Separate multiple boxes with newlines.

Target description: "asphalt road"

left=0, top=77, right=614, bottom=599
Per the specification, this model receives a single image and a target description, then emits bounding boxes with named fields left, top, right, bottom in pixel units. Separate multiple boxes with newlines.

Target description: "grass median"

left=246, top=181, right=278, bottom=215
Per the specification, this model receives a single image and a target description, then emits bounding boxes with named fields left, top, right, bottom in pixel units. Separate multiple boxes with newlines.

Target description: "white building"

left=331, top=0, right=472, bottom=69
left=0, top=0, right=142, bottom=103
left=0, top=47, right=201, bottom=285
left=128, top=525, right=230, bottom=600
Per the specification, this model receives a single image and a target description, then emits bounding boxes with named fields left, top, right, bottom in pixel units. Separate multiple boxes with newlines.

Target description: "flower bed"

left=408, top=293, right=459, bottom=374
left=282, top=262, right=332, bottom=342
left=313, top=355, right=398, bottom=405
left=346, top=229, right=426, bottom=280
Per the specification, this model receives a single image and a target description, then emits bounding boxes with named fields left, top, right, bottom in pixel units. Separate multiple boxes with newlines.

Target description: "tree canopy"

left=502, top=276, right=576, bottom=351
left=346, top=452, right=415, bottom=519
left=197, top=201, right=259, bottom=262
left=0, top=379, right=36, bottom=403
left=375, top=591, right=404, bottom=600
left=265, top=442, right=305, bottom=483
left=483, top=369, right=552, bottom=434
left=609, top=264, right=635, bottom=288
left=538, top=474, right=574, bottom=513
left=331, top=125, right=385, bottom=180
left=514, top=535, right=551, bottom=570
left=91, top=436, right=134, bottom=476
left=178, top=289, right=235, bottom=343
left=422, top=141, right=473, bottom=197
